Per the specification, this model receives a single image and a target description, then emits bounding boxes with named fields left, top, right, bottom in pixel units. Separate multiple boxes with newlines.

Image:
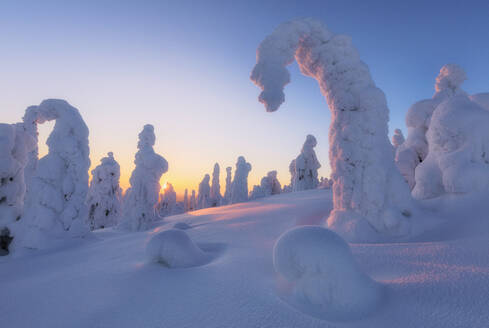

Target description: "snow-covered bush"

left=209, top=163, right=222, bottom=207
left=223, top=166, right=232, bottom=205
left=391, top=129, right=405, bottom=149
left=16, top=99, right=91, bottom=250
left=395, top=64, right=467, bottom=189
left=146, top=229, right=210, bottom=268
left=119, top=125, right=168, bottom=231
left=290, top=135, right=321, bottom=191
left=318, top=177, right=332, bottom=189
left=230, top=156, right=252, bottom=204
left=249, top=170, right=281, bottom=200
left=0, top=123, right=35, bottom=253
left=197, top=174, right=211, bottom=209
left=158, top=183, right=177, bottom=218
left=189, top=190, right=196, bottom=211
left=87, top=152, right=122, bottom=230
left=251, top=18, right=413, bottom=241
left=413, top=93, right=489, bottom=199
left=273, top=226, right=382, bottom=320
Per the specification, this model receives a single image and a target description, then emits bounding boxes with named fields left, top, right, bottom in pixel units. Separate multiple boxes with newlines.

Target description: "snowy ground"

left=1, top=189, right=488, bottom=328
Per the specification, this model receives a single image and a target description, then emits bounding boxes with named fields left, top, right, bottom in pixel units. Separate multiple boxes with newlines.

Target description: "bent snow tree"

left=251, top=18, right=413, bottom=241
left=14, top=99, right=91, bottom=250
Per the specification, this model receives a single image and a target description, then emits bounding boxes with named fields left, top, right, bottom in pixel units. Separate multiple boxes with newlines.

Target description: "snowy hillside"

left=1, top=189, right=488, bottom=328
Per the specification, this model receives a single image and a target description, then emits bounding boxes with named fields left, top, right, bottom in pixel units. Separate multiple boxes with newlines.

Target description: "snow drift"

left=251, top=18, right=413, bottom=241
left=146, top=229, right=211, bottom=268
left=274, top=226, right=382, bottom=320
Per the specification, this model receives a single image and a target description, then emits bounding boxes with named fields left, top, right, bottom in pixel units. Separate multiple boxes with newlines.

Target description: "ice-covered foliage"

left=251, top=18, right=413, bottom=241
left=183, top=189, right=189, bottom=212
left=396, top=64, right=467, bottom=189
left=119, top=125, right=168, bottom=231
left=230, top=156, right=252, bottom=204
left=158, top=183, right=177, bottom=218
left=14, top=99, right=91, bottom=250
left=146, top=229, right=210, bottom=268
left=209, top=163, right=222, bottom=207
left=290, top=135, right=321, bottom=191
left=413, top=94, right=489, bottom=199
left=223, top=166, right=232, bottom=205
left=197, top=174, right=211, bottom=210
left=87, top=152, right=122, bottom=230
left=273, top=226, right=382, bottom=320
left=189, top=190, right=196, bottom=211
left=249, top=170, right=281, bottom=200
left=0, top=122, right=35, bottom=253
left=392, top=129, right=405, bottom=149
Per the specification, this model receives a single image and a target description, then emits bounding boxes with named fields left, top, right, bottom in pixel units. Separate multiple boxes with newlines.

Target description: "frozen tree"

left=197, top=174, right=211, bottom=209
left=230, top=156, right=252, bottom=204
left=413, top=92, right=489, bottom=199
left=14, top=99, right=91, bottom=250
left=290, top=135, right=321, bottom=191
left=319, top=177, right=332, bottom=189
left=189, top=190, right=196, bottom=211
left=0, top=122, right=35, bottom=253
left=391, top=129, right=405, bottom=149
left=395, top=64, right=467, bottom=189
left=251, top=18, right=413, bottom=241
left=222, top=166, right=232, bottom=205
left=119, top=125, right=168, bottom=231
left=209, top=163, right=222, bottom=207
left=249, top=170, right=282, bottom=200
left=87, top=152, right=122, bottom=230
left=158, top=183, right=177, bottom=217
left=183, top=189, right=189, bottom=212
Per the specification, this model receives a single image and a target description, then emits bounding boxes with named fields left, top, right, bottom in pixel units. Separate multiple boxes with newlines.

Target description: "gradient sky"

left=1, top=0, right=488, bottom=198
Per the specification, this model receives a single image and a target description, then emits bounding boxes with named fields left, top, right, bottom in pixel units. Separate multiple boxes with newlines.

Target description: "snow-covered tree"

left=230, top=156, right=252, bottom=204
left=183, top=189, right=189, bottom=212
left=87, top=152, right=122, bottom=230
left=197, top=174, right=211, bottom=209
left=391, top=129, right=405, bottom=149
left=251, top=18, right=413, bottom=241
left=395, top=64, right=467, bottom=189
left=189, top=190, right=196, bottom=211
left=209, top=163, right=222, bottom=207
left=249, top=170, right=282, bottom=200
left=158, top=183, right=177, bottom=218
left=15, top=99, right=91, bottom=250
left=319, top=177, right=332, bottom=189
left=119, top=125, right=168, bottom=231
left=412, top=71, right=489, bottom=198
left=290, top=135, right=321, bottom=191
left=0, top=122, right=35, bottom=253
left=223, top=166, right=232, bottom=205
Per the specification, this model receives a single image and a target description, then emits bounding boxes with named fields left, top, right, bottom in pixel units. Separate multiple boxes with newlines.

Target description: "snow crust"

left=119, top=125, right=168, bottom=231
left=146, top=229, right=210, bottom=268
left=274, top=226, right=382, bottom=320
left=230, top=156, right=251, bottom=204
left=251, top=18, right=413, bottom=241
left=87, top=152, right=122, bottom=230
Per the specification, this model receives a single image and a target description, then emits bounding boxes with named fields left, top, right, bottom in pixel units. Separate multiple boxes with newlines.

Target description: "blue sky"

left=1, top=0, right=488, bottom=195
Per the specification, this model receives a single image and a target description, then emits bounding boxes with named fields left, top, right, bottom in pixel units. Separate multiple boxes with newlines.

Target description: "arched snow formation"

left=14, top=99, right=91, bottom=250
left=251, top=18, right=413, bottom=241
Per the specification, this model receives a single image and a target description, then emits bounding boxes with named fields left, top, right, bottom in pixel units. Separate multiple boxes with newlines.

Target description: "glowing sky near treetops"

left=1, top=0, right=488, bottom=199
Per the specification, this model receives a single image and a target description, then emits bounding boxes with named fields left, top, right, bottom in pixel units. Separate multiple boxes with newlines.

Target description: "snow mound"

left=273, top=226, right=382, bottom=320
left=146, top=229, right=210, bottom=268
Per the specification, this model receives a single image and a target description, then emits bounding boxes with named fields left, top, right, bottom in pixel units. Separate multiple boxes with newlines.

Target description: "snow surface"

left=1, top=189, right=488, bottom=327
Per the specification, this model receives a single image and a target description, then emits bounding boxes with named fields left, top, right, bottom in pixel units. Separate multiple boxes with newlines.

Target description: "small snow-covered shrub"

left=87, top=152, right=122, bottom=230
left=230, top=156, right=252, bottom=204
left=146, top=229, right=210, bottom=268
left=273, top=226, right=382, bottom=320
left=120, top=125, right=168, bottom=231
